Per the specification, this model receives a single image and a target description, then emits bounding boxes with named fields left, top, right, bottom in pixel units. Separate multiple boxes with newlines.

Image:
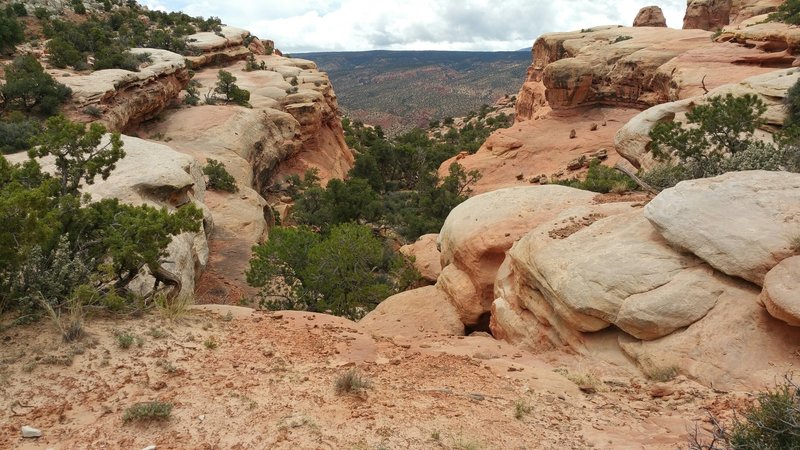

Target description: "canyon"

left=1, top=0, right=800, bottom=448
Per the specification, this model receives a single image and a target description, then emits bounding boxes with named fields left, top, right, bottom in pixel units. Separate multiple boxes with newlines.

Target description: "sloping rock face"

left=616, top=68, right=800, bottom=170
left=360, top=286, right=464, bottom=338
left=54, top=48, right=190, bottom=132
left=634, top=6, right=668, bottom=27
left=644, top=171, right=800, bottom=286
left=7, top=136, right=211, bottom=298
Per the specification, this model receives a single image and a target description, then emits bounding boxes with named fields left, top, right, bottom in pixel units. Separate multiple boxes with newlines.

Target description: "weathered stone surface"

left=436, top=186, right=597, bottom=325
left=620, top=277, right=800, bottom=390
left=634, top=6, right=668, bottom=27
left=360, top=286, right=464, bottom=338
left=54, top=48, right=190, bottom=131
left=645, top=171, right=800, bottom=286
left=760, top=256, right=800, bottom=326
left=507, top=207, right=726, bottom=340
left=399, top=234, right=442, bottom=282
left=683, top=0, right=733, bottom=30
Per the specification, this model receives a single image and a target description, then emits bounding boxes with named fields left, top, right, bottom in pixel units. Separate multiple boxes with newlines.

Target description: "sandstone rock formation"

left=645, top=171, right=800, bottom=286
left=425, top=170, right=800, bottom=389
left=634, top=6, right=668, bottom=27
left=360, top=286, right=464, bottom=338
left=760, top=256, right=800, bottom=326
left=436, top=186, right=597, bottom=326
left=141, top=53, right=352, bottom=302
left=185, top=26, right=252, bottom=68
left=683, top=0, right=733, bottom=30
left=399, top=234, right=442, bottom=282
left=54, top=48, right=190, bottom=132
left=683, top=0, right=782, bottom=30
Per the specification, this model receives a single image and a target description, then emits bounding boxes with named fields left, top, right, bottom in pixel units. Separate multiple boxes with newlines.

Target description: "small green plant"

left=555, top=159, right=637, bottom=193
left=645, top=365, right=679, bottom=382
left=430, top=430, right=441, bottom=441
left=204, top=337, right=218, bottom=349
left=203, top=159, right=239, bottom=192
left=514, top=399, right=532, bottom=420
left=222, top=310, right=233, bottom=322
left=792, top=234, right=800, bottom=253
left=116, top=331, right=135, bottom=349
left=613, top=35, right=632, bottom=43
left=244, top=54, right=261, bottom=71
left=156, top=358, right=177, bottom=373
left=123, top=401, right=173, bottom=423
left=83, top=105, right=103, bottom=118
left=184, top=79, right=201, bottom=106
left=149, top=327, right=167, bottom=338
left=334, top=369, right=372, bottom=394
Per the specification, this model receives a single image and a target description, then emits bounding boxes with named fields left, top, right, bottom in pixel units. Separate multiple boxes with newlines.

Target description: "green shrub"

left=184, top=79, right=201, bottom=105
left=215, top=70, right=250, bottom=106
left=46, top=37, right=84, bottom=69
left=1, top=55, right=72, bottom=115
left=93, top=49, right=149, bottom=71
left=769, top=0, right=800, bottom=24
left=71, top=0, right=86, bottom=15
left=123, top=401, right=173, bottom=423
left=203, top=159, right=238, bottom=192
left=643, top=93, right=798, bottom=188
left=0, top=115, right=40, bottom=154
left=247, top=223, right=417, bottom=320
left=116, top=331, right=135, bottom=349
left=555, top=159, right=637, bottom=193
left=0, top=9, right=24, bottom=54
left=689, top=376, right=800, bottom=449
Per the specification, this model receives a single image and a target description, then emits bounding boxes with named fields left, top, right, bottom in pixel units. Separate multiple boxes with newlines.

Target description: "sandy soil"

left=1, top=306, right=749, bottom=449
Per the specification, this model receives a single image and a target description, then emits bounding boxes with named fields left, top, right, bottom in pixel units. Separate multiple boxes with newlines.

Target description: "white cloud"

left=158, top=0, right=687, bottom=52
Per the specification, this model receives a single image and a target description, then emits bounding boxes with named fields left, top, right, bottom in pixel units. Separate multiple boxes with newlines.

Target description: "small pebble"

left=21, top=426, right=42, bottom=438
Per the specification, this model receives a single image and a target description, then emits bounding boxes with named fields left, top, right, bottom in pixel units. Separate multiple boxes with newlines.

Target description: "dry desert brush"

left=123, top=401, right=173, bottom=423
left=335, top=369, right=372, bottom=395
left=688, top=375, right=800, bottom=449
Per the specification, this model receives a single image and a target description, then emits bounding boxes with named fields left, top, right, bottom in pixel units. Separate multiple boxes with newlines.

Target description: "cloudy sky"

left=145, top=0, right=687, bottom=52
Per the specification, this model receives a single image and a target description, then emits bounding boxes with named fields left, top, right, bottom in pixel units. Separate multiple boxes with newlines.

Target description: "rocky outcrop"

left=515, top=27, right=712, bottom=120
left=683, top=0, right=733, bottom=30
left=760, top=256, right=800, bottom=326
left=683, top=0, right=782, bottom=29
left=141, top=53, right=352, bottom=302
left=717, top=17, right=800, bottom=58
left=399, top=234, right=442, bottom=282
left=645, top=171, right=800, bottom=286
left=424, top=170, right=800, bottom=389
left=436, top=186, right=598, bottom=326
left=185, top=26, right=252, bottom=69
left=360, top=286, right=464, bottom=338
left=634, top=6, right=668, bottom=27
left=54, top=48, right=190, bottom=132
left=616, top=68, right=800, bottom=170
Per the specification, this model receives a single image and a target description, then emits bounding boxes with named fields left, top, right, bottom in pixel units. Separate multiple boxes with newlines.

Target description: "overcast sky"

left=144, top=0, right=687, bottom=52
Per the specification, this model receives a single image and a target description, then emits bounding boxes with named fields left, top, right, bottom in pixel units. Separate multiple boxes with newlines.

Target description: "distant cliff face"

left=682, top=0, right=782, bottom=30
